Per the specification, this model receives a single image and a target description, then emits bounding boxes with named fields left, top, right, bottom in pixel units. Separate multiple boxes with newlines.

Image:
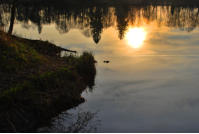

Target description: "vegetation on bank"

left=0, top=31, right=96, bottom=132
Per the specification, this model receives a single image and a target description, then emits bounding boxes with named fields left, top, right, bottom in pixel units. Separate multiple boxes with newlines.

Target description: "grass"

left=0, top=34, right=42, bottom=72
left=0, top=31, right=96, bottom=132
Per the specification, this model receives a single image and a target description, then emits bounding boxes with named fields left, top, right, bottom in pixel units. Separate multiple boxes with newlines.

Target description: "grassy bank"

left=0, top=31, right=96, bottom=132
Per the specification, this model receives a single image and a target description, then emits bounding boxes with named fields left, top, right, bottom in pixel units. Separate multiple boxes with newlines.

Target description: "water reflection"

left=2, top=2, right=199, bottom=132
left=1, top=4, right=199, bottom=44
left=38, top=110, right=100, bottom=133
left=125, top=27, right=147, bottom=48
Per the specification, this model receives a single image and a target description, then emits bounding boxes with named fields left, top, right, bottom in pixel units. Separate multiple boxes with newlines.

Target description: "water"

left=2, top=3, right=199, bottom=132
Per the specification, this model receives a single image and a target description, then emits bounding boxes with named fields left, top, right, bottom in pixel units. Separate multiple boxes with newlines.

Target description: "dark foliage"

left=0, top=32, right=96, bottom=132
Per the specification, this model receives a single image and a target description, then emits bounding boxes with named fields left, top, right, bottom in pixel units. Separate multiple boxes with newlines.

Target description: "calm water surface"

left=2, top=5, right=199, bottom=132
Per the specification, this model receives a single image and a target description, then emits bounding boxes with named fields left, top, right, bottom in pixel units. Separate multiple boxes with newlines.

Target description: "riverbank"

left=0, top=31, right=96, bottom=132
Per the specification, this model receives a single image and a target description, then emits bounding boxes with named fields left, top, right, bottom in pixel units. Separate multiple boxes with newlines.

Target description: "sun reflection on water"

left=125, top=27, right=147, bottom=48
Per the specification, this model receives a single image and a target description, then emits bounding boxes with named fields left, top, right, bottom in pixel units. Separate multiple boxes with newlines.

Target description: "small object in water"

left=104, top=60, right=110, bottom=63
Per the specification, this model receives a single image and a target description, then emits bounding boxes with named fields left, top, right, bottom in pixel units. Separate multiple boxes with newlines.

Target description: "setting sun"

left=125, top=27, right=147, bottom=48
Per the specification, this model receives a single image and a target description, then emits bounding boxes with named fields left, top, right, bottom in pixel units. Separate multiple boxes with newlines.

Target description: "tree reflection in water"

left=1, top=3, right=199, bottom=43
left=38, top=110, right=100, bottom=133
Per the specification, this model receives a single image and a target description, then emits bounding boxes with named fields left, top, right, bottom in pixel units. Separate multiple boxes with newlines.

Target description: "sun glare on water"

left=125, top=27, right=147, bottom=48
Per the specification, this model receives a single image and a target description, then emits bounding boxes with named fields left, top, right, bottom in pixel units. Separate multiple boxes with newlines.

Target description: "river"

left=1, top=4, right=199, bottom=132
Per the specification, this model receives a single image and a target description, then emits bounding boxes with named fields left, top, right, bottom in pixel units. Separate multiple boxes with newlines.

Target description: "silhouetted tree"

left=89, top=7, right=104, bottom=44
left=8, top=0, right=17, bottom=34
left=115, top=6, right=129, bottom=40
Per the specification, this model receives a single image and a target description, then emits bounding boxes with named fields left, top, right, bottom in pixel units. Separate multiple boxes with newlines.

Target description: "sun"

left=125, top=27, right=147, bottom=48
